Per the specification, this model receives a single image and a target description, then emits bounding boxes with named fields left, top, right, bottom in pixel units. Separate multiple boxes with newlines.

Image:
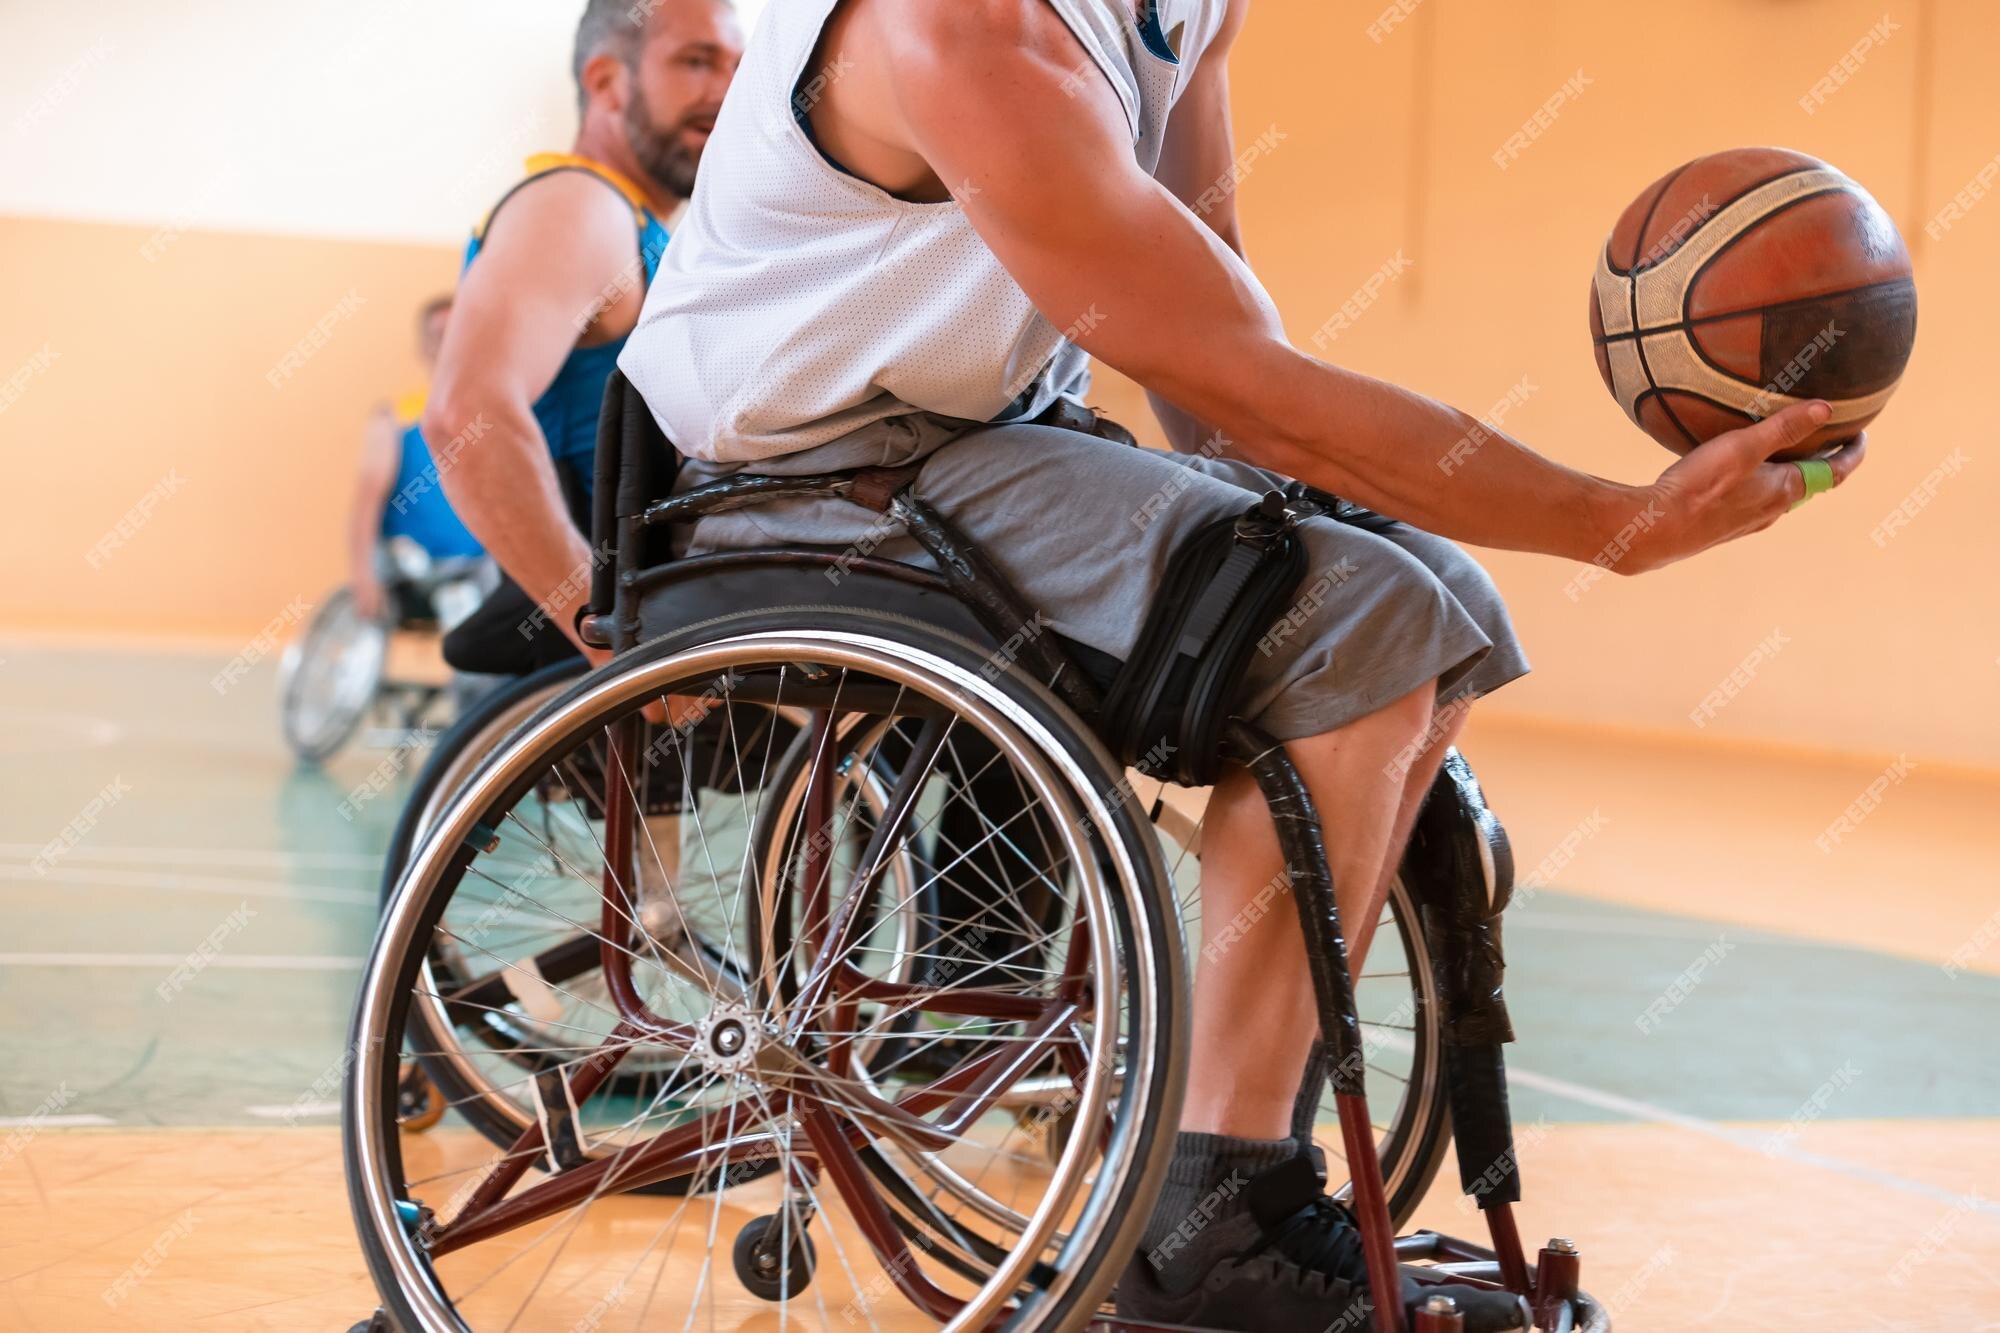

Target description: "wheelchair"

left=279, top=539, right=494, bottom=763
left=346, top=374, right=1607, bottom=1332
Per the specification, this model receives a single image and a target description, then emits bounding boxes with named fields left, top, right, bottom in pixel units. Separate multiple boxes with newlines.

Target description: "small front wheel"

left=732, top=1214, right=816, bottom=1302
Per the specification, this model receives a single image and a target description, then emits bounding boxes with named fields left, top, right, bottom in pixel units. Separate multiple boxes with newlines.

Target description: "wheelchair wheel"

left=345, top=608, right=1186, bottom=1331
left=279, top=586, right=390, bottom=763
left=385, top=662, right=933, bottom=1189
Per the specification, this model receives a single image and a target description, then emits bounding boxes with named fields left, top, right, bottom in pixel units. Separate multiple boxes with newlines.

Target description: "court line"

left=0, top=1114, right=116, bottom=1128
left=0, top=865, right=376, bottom=906
left=0, top=842, right=381, bottom=870
left=0, top=953, right=364, bottom=970
left=1502, top=1059, right=2000, bottom=1217
left=245, top=1101, right=340, bottom=1119
left=1507, top=911, right=1811, bottom=947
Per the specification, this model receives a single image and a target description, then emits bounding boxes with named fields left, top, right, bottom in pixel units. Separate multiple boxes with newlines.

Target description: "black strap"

left=1099, top=493, right=1307, bottom=786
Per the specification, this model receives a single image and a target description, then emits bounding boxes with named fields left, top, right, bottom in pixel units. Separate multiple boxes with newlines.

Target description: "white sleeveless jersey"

left=619, top=0, right=1232, bottom=462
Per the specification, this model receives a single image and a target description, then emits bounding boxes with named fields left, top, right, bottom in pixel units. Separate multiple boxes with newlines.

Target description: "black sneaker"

left=1116, top=1154, right=1531, bottom=1333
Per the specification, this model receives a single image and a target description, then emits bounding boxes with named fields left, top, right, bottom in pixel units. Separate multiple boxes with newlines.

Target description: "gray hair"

left=572, top=0, right=648, bottom=111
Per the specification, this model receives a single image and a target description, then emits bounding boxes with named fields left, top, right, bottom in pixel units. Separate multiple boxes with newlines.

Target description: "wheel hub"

left=697, top=1004, right=764, bottom=1076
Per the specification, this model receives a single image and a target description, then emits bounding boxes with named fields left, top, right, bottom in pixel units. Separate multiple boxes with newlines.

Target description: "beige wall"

left=2, top=0, right=1996, bottom=768
left=0, top=215, right=461, bottom=638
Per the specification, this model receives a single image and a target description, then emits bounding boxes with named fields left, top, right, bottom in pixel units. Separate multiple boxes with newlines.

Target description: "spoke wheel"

left=345, top=611, right=1186, bottom=1332
left=279, top=586, right=389, bottom=762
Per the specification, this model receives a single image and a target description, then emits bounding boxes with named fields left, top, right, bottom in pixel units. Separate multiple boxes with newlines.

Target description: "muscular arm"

left=423, top=174, right=643, bottom=655
left=347, top=407, right=399, bottom=618
left=1143, top=0, right=1247, bottom=453
left=851, top=0, right=1857, bottom=571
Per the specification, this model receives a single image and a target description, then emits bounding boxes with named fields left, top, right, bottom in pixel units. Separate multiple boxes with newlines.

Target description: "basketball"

left=1589, top=147, right=1917, bottom=458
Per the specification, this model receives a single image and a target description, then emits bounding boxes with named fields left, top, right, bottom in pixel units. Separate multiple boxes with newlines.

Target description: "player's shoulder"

left=863, top=0, right=1084, bottom=67
left=482, top=167, right=636, bottom=255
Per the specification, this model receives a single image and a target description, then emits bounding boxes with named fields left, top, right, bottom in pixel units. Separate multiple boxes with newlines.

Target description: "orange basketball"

left=1588, top=147, right=1916, bottom=459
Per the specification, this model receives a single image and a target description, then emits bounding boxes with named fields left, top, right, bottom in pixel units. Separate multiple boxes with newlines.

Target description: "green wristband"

left=1791, top=457, right=1835, bottom=509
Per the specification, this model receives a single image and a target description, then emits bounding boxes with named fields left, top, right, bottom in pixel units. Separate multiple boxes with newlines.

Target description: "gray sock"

left=1136, top=1131, right=1297, bottom=1280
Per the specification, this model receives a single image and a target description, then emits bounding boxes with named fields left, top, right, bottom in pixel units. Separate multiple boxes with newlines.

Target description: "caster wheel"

left=348, top=1311, right=393, bottom=1333
left=733, top=1214, right=816, bottom=1301
left=396, top=1061, right=445, bottom=1132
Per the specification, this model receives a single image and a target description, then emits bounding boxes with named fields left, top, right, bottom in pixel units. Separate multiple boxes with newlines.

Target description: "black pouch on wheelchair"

left=1099, top=493, right=1307, bottom=787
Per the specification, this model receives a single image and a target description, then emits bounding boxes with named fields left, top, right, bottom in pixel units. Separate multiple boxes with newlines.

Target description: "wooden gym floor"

left=1, top=640, right=1996, bottom=1330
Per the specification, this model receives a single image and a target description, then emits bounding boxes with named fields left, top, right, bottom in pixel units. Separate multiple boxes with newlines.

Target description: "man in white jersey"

left=615, top=2, right=1864, bottom=1327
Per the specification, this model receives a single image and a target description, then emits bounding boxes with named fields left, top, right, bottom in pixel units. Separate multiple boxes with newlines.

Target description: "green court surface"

left=3, top=641, right=1996, bottom=1136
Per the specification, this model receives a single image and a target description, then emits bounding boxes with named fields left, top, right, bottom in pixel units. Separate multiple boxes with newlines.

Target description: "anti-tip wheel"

left=732, top=1214, right=817, bottom=1302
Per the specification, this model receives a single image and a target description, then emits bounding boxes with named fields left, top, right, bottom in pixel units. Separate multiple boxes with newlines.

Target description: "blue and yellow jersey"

left=464, top=153, right=672, bottom=500
left=379, top=390, right=486, bottom=559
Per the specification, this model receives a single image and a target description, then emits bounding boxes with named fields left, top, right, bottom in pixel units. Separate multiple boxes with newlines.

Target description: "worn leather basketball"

left=1589, top=147, right=1916, bottom=458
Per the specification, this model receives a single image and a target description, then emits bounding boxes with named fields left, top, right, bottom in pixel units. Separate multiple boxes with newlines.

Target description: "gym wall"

left=0, top=0, right=1992, bottom=769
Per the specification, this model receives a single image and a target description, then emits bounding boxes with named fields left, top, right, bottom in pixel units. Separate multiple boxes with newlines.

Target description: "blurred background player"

left=346, top=295, right=487, bottom=625
left=424, top=0, right=743, bottom=675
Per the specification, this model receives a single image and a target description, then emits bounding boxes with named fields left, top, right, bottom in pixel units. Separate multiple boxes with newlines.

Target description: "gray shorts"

left=675, top=413, right=1529, bottom=741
